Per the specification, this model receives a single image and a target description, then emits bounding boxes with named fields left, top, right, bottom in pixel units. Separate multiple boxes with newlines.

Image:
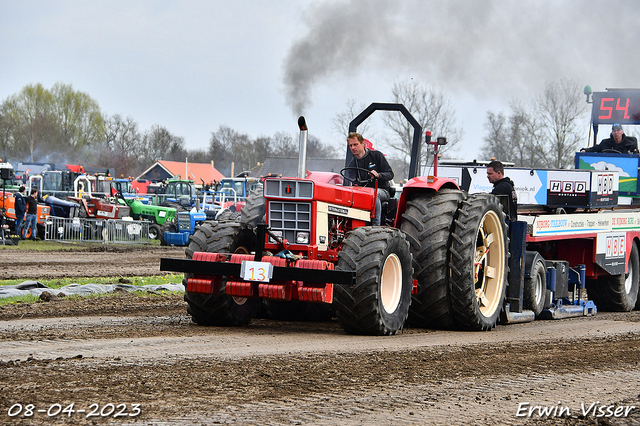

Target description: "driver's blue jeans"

left=374, top=188, right=390, bottom=226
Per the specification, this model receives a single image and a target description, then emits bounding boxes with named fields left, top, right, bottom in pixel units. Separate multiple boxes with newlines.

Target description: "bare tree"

left=481, top=104, right=545, bottom=168
left=382, top=80, right=463, bottom=179
left=103, top=114, right=140, bottom=152
left=509, top=102, right=547, bottom=168
left=93, top=114, right=142, bottom=175
left=332, top=98, right=375, bottom=140
left=534, top=79, right=588, bottom=169
left=480, top=111, right=509, bottom=161
left=269, top=131, right=297, bottom=157
left=480, top=80, right=587, bottom=169
left=139, top=125, right=186, bottom=166
left=208, top=125, right=250, bottom=177
left=95, top=146, right=141, bottom=178
left=184, top=148, right=210, bottom=165
left=249, top=136, right=271, bottom=171
left=306, top=134, right=335, bottom=158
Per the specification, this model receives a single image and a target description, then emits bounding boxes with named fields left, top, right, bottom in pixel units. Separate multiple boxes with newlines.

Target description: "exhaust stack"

left=297, top=116, right=308, bottom=179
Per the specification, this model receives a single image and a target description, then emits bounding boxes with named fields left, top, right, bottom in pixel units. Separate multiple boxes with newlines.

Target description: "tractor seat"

left=387, top=186, right=396, bottom=198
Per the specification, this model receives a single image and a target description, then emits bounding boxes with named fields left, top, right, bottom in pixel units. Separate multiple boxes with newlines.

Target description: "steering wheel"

left=340, top=167, right=377, bottom=186
left=602, top=148, right=622, bottom=154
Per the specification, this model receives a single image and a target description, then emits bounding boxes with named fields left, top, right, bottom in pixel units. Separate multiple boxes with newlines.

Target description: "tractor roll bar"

left=346, top=103, right=423, bottom=179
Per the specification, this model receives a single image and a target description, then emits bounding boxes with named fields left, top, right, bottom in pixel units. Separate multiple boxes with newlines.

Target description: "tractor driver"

left=580, top=123, right=639, bottom=154
left=345, top=132, right=394, bottom=226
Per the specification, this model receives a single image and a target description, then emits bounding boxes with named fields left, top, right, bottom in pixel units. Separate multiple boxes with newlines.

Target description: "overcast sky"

left=2, top=0, right=639, bottom=163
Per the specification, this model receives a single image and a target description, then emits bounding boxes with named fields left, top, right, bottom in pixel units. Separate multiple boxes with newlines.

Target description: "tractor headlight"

left=296, top=231, right=310, bottom=244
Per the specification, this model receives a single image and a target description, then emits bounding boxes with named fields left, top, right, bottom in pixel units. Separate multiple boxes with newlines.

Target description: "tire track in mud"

left=1, top=290, right=640, bottom=425
left=138, top=366, right=640, bottom=425
left=2, top=322, right=639, bottom=425
left=0, top=246, right=185, bottom=279
left=1, top=317, right=639, bottom=362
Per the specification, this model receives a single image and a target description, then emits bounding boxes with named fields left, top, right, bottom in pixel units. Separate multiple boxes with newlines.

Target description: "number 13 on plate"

left=240, top=261, right=274, bottom=282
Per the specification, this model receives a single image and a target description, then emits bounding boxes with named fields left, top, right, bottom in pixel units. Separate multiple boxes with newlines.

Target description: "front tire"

left=449, top=194, right=509, bottom=331
left=160, top=221, right=177, bottom=246
left=334, top=227, right=413, bottom=335
left=587, top=242, right=640, bottom=312
left=148, top=224, right=161, bottom=241
left=183, top=221, right=261, bottom=326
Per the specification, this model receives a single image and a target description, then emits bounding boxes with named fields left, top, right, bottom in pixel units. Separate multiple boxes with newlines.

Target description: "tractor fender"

left=394, top=176, right=459, bottom=225
left=524, top=251, right=546, bottom=278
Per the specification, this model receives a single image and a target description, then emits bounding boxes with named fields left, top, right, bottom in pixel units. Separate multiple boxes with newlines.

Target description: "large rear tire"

left=161, top=201, right=186, bottom=212
left=449, top=194, right=509, bottom=331
left=216, top=209, right=233, bottom=221
left=183, top=221, right=260, bottom=326
left=334, top=227, right=413, bottom=336
left=400, top=189, right=466, bottom=329
left=587, top=242, right=639, bottom=312
left=240, top=189, right=266, bottom=229
left=524, top=259, right=546, bottom=317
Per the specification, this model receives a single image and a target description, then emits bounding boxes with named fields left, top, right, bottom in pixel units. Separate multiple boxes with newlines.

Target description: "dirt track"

left=1, top=247, right=639, bottom=425
left=0, top=245, right=185, bottom=280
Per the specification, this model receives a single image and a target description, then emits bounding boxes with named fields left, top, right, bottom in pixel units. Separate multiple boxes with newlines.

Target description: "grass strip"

left=0, top=274, right=184, bottom=306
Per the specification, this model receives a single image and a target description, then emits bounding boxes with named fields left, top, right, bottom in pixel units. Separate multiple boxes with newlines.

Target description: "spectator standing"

left=13, top=185, right=27, bottom=236
left=23, top=188, right=38, bottom=240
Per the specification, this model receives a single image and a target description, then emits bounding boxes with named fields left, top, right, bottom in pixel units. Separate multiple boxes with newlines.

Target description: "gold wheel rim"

left=473, top=210, right=505, bottom=317
left=381, top=253, right=402, bottom=314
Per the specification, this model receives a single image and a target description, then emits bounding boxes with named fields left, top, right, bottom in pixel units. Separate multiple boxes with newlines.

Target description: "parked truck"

left=160, top=99, right=639, bottom=335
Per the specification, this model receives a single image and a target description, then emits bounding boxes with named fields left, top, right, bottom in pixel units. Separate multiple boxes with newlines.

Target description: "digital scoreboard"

left=592, top=90, right=640, bottom=125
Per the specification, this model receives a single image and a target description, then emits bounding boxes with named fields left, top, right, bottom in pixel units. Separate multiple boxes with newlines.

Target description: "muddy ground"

left=0, top=245, right=185, bottom=280
left=0, top=247, right=639, bottom=425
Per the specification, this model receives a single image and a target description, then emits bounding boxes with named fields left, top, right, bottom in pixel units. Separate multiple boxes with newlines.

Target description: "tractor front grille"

left=264, top=179, right=313, bottom=199
left=268, top=201, right=311, bottom=244
left=178, top=212, right=191, bottom=231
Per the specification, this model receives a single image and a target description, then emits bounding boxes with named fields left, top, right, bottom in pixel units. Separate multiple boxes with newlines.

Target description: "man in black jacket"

left=345, top=132, right=394, bottom=226
left=23, top=188, right=38, bottom=240
left=581, top=123, right=638, bottom=154
left=13, top=185, right=26, bottom=235
left=487, top=160, right=518, bottom=220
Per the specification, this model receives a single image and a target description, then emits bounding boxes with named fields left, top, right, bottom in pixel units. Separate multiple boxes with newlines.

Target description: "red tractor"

left=161, top=103, right=509, bottom=335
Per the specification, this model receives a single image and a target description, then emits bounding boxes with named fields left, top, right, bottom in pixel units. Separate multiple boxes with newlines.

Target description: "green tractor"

left=156, top=178, right=199, bottom=211
left=115, top=192, right=177, bottom=242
